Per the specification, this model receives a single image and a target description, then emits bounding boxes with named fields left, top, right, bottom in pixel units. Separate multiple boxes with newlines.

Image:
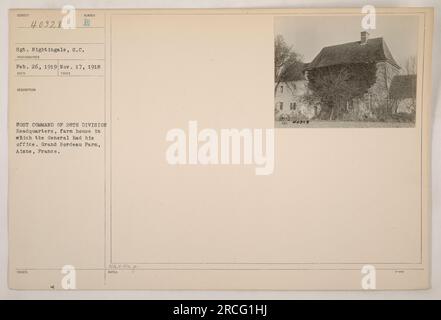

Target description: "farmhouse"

left=275, top=31, right=414, bottom=122
left=305, top=31, right=401, bottom=120
left=274, top=78, right=315, bottom=121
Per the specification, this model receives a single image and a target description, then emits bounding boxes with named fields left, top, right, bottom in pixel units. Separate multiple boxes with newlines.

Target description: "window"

left=279, top=102, right=284, bottom=110
left=290, top=102, right=296, bottom=110
left=280, top=85, right=284, bottom=93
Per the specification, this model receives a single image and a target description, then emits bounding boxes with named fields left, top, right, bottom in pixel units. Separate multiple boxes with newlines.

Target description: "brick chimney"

left=361, top=31, right=370, bottom=45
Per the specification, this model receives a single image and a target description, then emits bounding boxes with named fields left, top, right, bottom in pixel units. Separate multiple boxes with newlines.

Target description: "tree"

left=274, top=35, right=304, bottom=95
left=404, top=56, right=417, bottom=75
left=374, top=62, right=397, bottom=115
left=307, top=63, right=377, bottom=120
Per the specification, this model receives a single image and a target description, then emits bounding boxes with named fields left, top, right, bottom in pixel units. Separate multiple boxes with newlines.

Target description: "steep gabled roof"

left=306, top=37, right=400, bottom=70
left=390, top=74, right=417, bottom=99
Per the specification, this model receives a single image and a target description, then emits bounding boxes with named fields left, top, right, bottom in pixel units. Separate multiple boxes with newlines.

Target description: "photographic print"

left=7, top=8, right=432, bottom=291
left=274, top=15, right=418, bottom=128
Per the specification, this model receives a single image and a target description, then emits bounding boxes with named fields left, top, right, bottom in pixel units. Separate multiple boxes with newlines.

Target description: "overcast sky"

left=275, top=14, right=419, bottom=69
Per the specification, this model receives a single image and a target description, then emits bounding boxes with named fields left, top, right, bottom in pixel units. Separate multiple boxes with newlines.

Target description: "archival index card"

left=8, top=8, right=433, bottom=290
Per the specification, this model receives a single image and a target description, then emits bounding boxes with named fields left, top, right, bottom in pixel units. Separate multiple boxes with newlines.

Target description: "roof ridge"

left=306, top=36, right=400, bottom=70
left=321, top=37, right=383, bottom=50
